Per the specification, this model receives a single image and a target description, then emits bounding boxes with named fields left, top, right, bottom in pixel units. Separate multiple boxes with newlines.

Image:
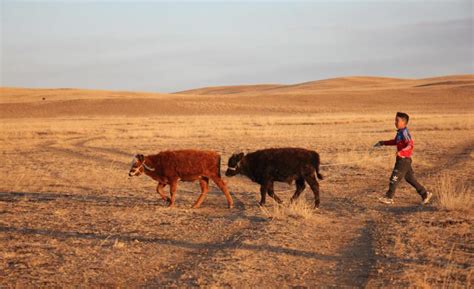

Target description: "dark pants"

left=386, top=157, right=427, bottom=199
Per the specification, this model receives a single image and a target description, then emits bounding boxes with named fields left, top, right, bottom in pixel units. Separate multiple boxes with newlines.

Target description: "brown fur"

left=129, top=150, right=233, bottom=208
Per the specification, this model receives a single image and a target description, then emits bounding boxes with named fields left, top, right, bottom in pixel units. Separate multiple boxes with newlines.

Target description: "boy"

left=374, top=112, right=432, bottom=204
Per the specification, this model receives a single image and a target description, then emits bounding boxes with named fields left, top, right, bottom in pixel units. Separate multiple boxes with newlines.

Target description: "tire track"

left=44, top=137, right=128, bottom=166
left=74, top=136, right=132, bottom=158
left=354, top=141, right=473, bottom=286
left=322, top=141, right=473, bottom=287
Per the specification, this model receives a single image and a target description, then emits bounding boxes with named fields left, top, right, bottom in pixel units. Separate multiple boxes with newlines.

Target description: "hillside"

left=1, top=75, right=473, bottom=118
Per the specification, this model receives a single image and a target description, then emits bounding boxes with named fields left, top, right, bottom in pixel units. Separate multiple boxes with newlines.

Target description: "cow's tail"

left=217, top=155, right=222, bottom=178
left=311, top=151, right=324, bottom=180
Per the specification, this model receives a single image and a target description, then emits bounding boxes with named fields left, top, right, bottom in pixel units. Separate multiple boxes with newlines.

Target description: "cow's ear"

left=137, top=154, right=145, bottom=161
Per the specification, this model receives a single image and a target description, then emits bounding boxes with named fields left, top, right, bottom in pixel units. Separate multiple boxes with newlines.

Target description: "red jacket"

left=383, top=127, right=414, bottom=158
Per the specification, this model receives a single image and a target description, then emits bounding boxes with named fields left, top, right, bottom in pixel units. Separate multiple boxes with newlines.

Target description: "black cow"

left=225, top=148, right=324, bottom=208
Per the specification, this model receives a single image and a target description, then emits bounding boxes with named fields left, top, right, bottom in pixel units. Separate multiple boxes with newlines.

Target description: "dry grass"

left=0, top=76, right=473, bottom=287
left=259, top=199, right=316, bottom=220
left=434, top=173, right=473, bottom=212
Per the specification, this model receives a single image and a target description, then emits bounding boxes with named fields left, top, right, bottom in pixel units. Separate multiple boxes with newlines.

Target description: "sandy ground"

left=0, top=75, right=473, bottom=288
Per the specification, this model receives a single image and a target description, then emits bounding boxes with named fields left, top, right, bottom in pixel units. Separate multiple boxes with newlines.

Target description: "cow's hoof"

left=258, top=202, right=265, bottom=207
left=227, top=203, right=234, bottom=209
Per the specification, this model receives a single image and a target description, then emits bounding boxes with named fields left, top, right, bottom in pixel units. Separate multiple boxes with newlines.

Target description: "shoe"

left=378, top=197, right=394, bottom=204
left=421, top=192, right=433, bottom=205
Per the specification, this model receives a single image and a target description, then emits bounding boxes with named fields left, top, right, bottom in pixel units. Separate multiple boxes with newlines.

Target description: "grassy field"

left=1, top=75, right=473, bottom=287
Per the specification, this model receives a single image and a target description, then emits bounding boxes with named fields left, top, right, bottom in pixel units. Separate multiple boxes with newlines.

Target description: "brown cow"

left=128, top=150, right=233, bottom=208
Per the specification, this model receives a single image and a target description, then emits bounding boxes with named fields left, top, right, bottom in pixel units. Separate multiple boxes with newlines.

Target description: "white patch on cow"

left=142, top=161, right=155, bottom=171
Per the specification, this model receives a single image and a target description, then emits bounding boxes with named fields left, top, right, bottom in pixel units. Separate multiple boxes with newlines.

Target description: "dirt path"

left=357, top=141, right=473, bottom=287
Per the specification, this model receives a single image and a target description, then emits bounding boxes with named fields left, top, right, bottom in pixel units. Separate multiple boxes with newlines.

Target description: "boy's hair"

left=396, top=112, right=409, bottom=123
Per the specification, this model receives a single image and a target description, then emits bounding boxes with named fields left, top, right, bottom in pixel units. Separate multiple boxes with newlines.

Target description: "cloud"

left=1, top=1, right=472, bottom=92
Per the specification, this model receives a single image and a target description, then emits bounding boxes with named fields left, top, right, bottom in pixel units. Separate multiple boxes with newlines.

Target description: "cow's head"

left=129, top=154, right=155, bottom=177
left=225, top=152, right=244, bottom=177
left=129, top=154, right=145, bottom=176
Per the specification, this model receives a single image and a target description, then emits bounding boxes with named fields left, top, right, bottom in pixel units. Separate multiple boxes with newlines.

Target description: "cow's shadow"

left=0, top=190, right=268, bottom=224
left=383, top=204, right=437, bottom=214
left=0, top=191, right=162, bottom=207
left=0, top=224, right=338, bottom=262
left=0, top=190, right=333, bottom=261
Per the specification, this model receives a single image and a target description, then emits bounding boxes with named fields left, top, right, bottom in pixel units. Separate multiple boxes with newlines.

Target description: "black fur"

left=226, top=147, right=324, bottom=208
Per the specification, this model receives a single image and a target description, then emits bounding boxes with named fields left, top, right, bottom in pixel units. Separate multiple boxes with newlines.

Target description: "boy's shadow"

left=383, top=204, right=437, bottom=214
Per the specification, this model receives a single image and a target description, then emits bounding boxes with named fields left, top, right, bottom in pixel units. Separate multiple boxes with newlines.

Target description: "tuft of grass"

left=434, top=173, right=472, bottom=212
left=113, top=239, right=126, bottom=249
left=259, top=199, right=316, bottom=220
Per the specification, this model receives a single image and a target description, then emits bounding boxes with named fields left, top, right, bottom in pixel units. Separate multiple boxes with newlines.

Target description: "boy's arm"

left=382, top=139, right=396, bottom=146
left=374, top=137, right=396, bottom=147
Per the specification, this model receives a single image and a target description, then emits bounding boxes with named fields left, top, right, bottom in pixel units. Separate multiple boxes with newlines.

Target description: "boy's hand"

left=373, top=141, right=384, bottom=147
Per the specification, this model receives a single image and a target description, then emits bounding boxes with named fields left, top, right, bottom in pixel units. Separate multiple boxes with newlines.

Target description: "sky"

left=1, top=0, right=473, bottom=92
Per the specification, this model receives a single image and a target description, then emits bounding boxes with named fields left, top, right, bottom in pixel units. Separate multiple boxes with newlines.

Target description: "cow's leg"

left=266, top=181, right=282, bottom=204
left=259, top=184, right=267, bottom=206
left=211, top=176, right=234, bottom=209
left=156, top=183, right=170, bottom=203
left=290, top=177, right=306, bottom=203
left=168, top=179, right=178, bottom=207
left=259, top=181, right=271, bottom=206
left=304, top=173, right=320, bottom=208
left=192, top=177, right=209, bottom=209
